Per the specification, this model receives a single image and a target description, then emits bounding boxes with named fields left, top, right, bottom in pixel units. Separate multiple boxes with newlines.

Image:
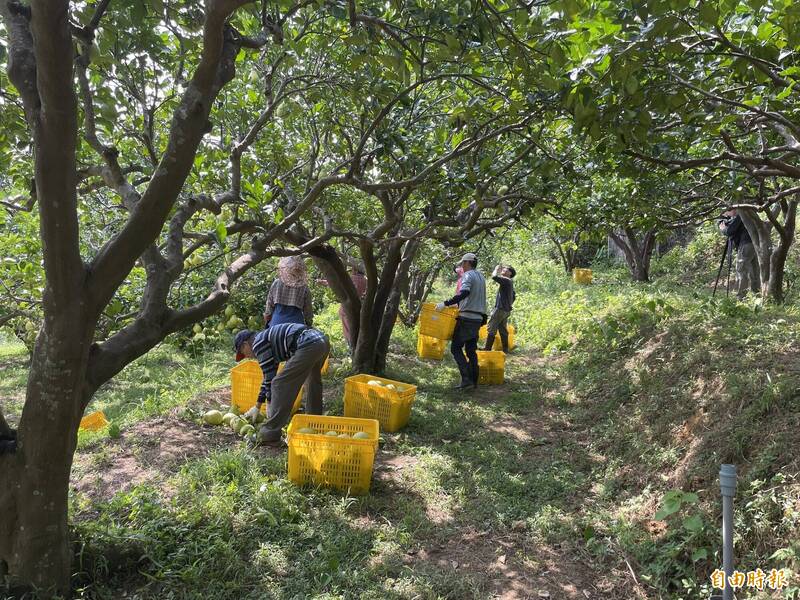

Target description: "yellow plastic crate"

left=476, top=350, right=505, bottom=385
left=417, top=334, right=447, bottom=360
left=79, top=410, right=109, bottom=431
left=573, top=268, right=593, bottom=284
left=230, top=360, right=303, bottom=415
left=287, top=414, right=379, bottom=495
left=343, top=374, right=417, bottom=432
left=419, top=303, right=458, bottom=340
left=478, top=323, right=517, bottom=351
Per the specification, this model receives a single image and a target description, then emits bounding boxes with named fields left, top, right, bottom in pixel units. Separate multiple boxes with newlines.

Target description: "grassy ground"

left=2, top=257, right=800, bottom=599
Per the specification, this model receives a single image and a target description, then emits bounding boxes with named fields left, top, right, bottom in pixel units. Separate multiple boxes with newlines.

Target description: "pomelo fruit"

left=240, top=424, right=255, bottom=437
left=193, top=324, right=202, bottom=334
left=222, top=412, right=237, bottom=425
left=203, top=410, right=224, bottom=426
left=325, top=430, right=339, bottom=437
left=367, top=380, right=382, bottom=387
left=338, top=433, right=350, bottom=439
left=297, top=427, right=315, bottom=434
left=353, top=431, right=370, bottom=440
left=225, top=306, right=235, bottom=317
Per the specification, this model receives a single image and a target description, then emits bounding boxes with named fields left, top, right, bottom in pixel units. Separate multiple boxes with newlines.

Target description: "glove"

left=244, top=406, right=261, bottom=423
left=435, top=302, right=446, bottom=311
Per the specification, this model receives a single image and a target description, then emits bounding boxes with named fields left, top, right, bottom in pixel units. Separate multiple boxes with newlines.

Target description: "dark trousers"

left=485, top=308, right=510, bottom=352
left=259, top=334, right=330, bottom=441
left=451, top=318, right=482, bottom=384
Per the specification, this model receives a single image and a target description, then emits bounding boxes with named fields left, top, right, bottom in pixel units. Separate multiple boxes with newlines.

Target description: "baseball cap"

left=234, top=329, right=255, bottom=361
left=456, top=252, right=478, bottom=267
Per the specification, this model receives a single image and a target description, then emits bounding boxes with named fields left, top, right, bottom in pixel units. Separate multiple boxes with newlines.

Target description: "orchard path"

left=69, top=349, right=644, bottom=600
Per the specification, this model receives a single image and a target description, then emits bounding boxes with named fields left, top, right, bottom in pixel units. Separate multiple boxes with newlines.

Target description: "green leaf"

left=776, top=82, right=795, bottom=101
left=683, top=514, right=704, bottom=533
left=698, top=2, right=719, bottom=25
left=216, top=222, right=227, bottom=243
left=107, top=299, right=123, bottom=317
left=691, top=548, right=708, bottom=562
left=274, top=207, right=284, bottom=224
left=655, top=490, right=683, bottom=520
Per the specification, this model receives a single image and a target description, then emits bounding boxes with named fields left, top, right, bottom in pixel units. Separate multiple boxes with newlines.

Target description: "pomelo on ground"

left=203, top=410, right=224, bottom=425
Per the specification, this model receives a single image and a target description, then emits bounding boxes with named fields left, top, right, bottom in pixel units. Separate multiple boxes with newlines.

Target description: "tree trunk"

left=374, top=241, right=419, bottom=373
left=609, top=228, right=656, bottom=282
left=352, top=239, right=404, bottom=373
left=739, top=208, right=773, bottom=297
left=549, top=231, right=580, bottom=274
left=740, top=201, right=796, bottom=303
left=765, top=200, right=796, bottom=303
left=401, top=265, right=439, bottom=326
left=1, top=317, right=95, bottom=596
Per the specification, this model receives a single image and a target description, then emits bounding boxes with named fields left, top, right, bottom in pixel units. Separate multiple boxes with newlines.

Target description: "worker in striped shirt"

left=234, top=324, right=330, bottom=446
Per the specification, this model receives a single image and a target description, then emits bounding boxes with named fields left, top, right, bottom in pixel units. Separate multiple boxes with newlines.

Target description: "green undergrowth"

left=69, top=340, right=562, bottom=599
left=4, top=257, right=800, bottom=599
left=504, top=254, right=800, bottom=599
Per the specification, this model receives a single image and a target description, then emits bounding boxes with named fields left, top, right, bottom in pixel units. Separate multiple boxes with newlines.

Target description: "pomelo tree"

left=0, top=0, right=563, bottom=593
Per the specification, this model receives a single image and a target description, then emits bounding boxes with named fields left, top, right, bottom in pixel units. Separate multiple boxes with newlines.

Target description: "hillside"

left=1, top=258, right=798, bottom=599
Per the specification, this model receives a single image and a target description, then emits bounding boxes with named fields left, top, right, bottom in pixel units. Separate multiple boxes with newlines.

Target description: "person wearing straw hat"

left=263, top=256, right=314, bottom=326
left=234, top=324, right=329, bottom=446
left=484, top=264, right=516, bottom=353
left=435, top=252, right=486, bottom=390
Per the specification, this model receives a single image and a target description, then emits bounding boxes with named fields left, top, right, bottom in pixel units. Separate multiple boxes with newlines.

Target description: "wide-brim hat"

left=278, top=256, right=308, bottom=287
